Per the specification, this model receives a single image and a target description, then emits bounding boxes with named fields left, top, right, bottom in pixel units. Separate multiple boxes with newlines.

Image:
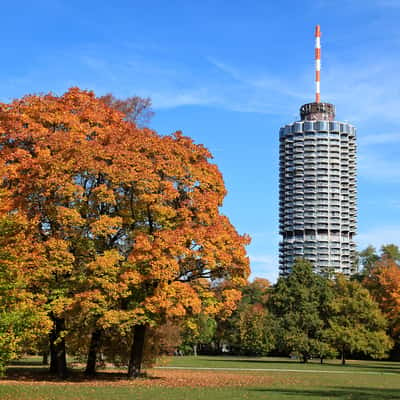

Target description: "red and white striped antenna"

left=315, top=25, right=321, bottom=103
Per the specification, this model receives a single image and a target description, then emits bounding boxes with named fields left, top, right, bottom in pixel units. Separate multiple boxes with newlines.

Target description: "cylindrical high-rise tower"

left=278, top=27, right=357, bottom=276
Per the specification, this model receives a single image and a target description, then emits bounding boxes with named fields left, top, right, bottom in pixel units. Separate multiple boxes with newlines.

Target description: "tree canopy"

left=268, top=259, right=332, bottom=362
left=327, top=276, right=392, bottom=364
left=0, top=88, right=250, bottom=378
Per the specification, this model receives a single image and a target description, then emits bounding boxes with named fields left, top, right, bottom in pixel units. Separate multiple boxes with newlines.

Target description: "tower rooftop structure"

left=278, top=26, right=357, bottom=276
left=300, top=102, right=335, bottom=121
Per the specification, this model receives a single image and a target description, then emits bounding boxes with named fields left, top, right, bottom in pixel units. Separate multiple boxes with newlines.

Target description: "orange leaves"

left=218, top=288, right=243, bottom=318
left=43, top=238, right=74, bottom=273
left=56, top=206, right=84, bottom=227
left=90, top=215, right=122, bottom=237
left=87, top=250, right=122, bottom=274
left=143, top=281, right=202, bottom=317
left=91, top=184, right=116, bottom=205
left=0, top=87, right=251, bottom=359
left=364, top=257, right=400, bottom=335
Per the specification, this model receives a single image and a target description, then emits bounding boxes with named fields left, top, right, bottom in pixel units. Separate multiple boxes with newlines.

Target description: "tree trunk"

left=42, top=351, right=49, bottom=365
left=193, top=344, right=198, bottom=357
left=49, top=316, right=68, bottom=378
left=49, top=337, right=57, bottom=373
left=127, top=325, right=146, bottom=379
left=320, top=357, right=324, bottom=364
left=302, top=354, right=308, bottom=363
left=85, top=329, right=102, bottom=376
left=341, top=346, right=346, bottom=365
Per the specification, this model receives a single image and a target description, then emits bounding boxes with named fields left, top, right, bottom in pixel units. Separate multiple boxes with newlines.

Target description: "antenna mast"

left=315, top=25, right=321, bottom=103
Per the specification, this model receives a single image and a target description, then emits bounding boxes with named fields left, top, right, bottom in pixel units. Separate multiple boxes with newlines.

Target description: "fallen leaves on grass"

left=1, top=369, right=300, bottom=388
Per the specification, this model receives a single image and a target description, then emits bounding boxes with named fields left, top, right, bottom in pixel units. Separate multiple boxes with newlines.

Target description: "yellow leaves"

left=91, top=184, right=116, bottom=205
left=44, top=238, right=74, bottom=273
left=134, top=233, right=153, bottom=254
left=56, top=206, right=84, bottom=227
left=90, top=215, right=122, bottom=236
left=99, top=308, right=147, bottom=330
left=56, top=182, right=84, bottom=201
left=50, top=297, right=73, bottom=317
left=218, top=288, right=242, bottom=318
left=88, top=249, right=122, bottom=273
left=120, top=269, right=142, bottom=286
left=143, top=281, right=202, bottom=317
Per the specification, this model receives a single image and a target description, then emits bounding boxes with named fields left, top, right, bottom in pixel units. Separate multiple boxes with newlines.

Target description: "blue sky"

left=2, top=0, right=400, bottom=282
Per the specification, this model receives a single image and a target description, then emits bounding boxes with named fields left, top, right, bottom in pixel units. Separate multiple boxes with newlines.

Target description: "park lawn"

left=162, top=354, right=400, bottom=374
left=1, top=356, right=400, bottom=399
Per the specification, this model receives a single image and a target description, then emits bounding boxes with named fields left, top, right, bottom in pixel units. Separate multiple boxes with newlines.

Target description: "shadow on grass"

left=8, top=360, right=44, bottom=366
left=4, top=367, right=163, bottom=383
left=200, top=358, right=400, bottom=373
left=202, top=358, right=298, bottom=366
left=250, top=387, right=400, bottom=399
left=342, top=363, right=400, bottom=373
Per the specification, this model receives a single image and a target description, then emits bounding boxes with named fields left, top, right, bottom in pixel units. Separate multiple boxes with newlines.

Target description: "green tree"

left=181, top=314, right=217, bottom=355
left=237, top=304, right=275, bottom=356
left=326, top=275, right=392, bottom=364
left=358, top=245, right=379, bottom=277
left=214, top=278, right=274, bottom=356
left=269, top=259, right=332, bottom=363
left=381, top=244, right=400, bottom=264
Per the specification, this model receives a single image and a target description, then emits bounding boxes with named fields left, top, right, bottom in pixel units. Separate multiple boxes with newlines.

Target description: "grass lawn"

left=1, top=356, right=400, bottom=399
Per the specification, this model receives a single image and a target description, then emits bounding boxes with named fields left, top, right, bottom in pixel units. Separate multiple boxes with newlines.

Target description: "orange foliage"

left=364, top=256, right=400, bottom=336
left=0, top=88, right=250, bottom=343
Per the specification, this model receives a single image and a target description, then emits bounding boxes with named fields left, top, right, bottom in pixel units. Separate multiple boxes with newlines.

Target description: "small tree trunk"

left=127, top=325, right=146, bottom=379
left=320, top=357, right=324, bottom=364
left=49, top=316, right=68, bottom=378
left=193, top=344, right=198, bottom=357
left=42, top=351, right=49, bottom=365
left=85, top=329, right=102, bottom=377
left=49, top=337, right=57, bottom=373
left=341, top=346, right=346, bottom=365
left=302, top=354, right=308, bottom=363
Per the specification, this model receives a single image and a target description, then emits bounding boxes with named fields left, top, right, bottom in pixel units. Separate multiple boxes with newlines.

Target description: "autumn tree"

left=99, top=93, right=153, bottom=126
left=363, top=256, right=400, bottom=356
left=268, top=259, right=332, bottom=362
left=0, top=88, right=249, bottom=379
left=326, top=275, right=392, bottom=364
left=357, top=244, right=399, bottom=280
left=0, top=211, right=50, bottom=375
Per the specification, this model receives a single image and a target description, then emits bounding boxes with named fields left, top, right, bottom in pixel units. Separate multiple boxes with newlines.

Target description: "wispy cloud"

left=357, top=226, right=400, bottom=249
left=359, top=133, right=400, bottom=146
left=151, top=89, right=220, bottom=109
left=358, top=152, right=400, bottom=183
left=249, top=253, right=279, bottom=283
left=208, top=57, right=307, bottom=100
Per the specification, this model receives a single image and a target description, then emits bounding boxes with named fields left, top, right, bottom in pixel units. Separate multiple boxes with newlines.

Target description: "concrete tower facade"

left=278, top=27, right=357, bottom=276
left=278, top=103, right=357, bottom=276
